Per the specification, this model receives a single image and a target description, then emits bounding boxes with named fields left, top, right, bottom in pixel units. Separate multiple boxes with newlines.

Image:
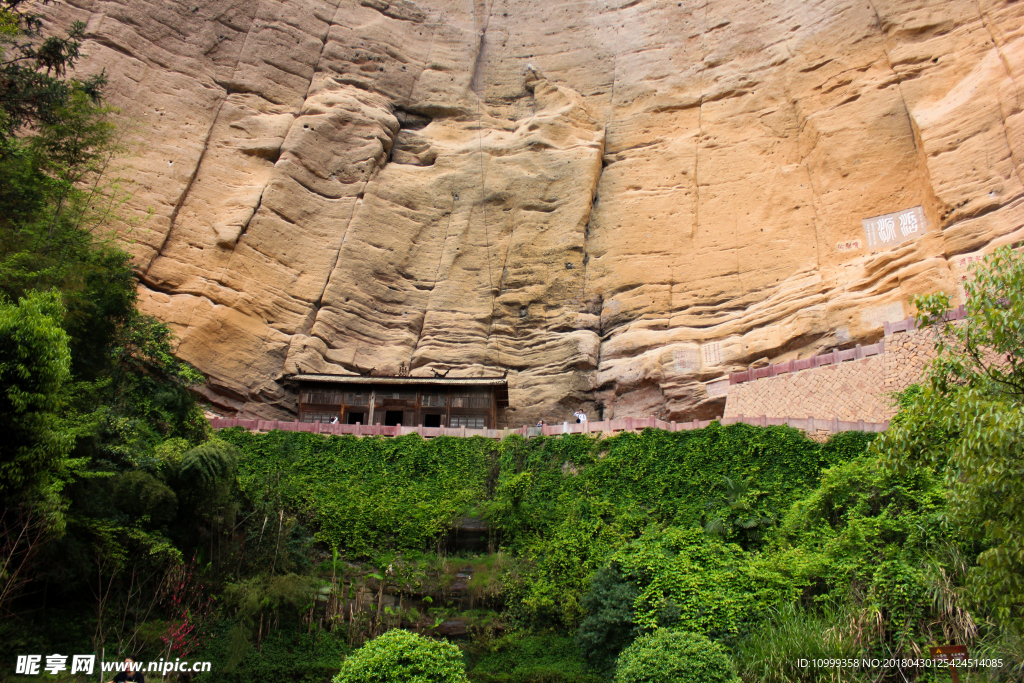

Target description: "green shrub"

left=334, top=629, right=469, bottom=683
left=222, top=430, right=492, bottom=556
left=0, top=290, right=72, bottom=504
left=613, top=629, right=739, bottom=683
left=874, top=245, right=1024, bottom=632
left=111, top=470, right=177, bottom=524
left=196, top=620, right=349, bottom=683
left=763, top=455, right=954, bottom=655
left=493, top=424, right=870, bottom=628
left=610, top=527, right=786, bottom=644
left=575, top=565, right=639, bottom=674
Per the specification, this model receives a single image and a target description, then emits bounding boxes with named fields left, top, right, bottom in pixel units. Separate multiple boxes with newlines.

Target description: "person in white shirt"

left=578, top=409, right=588, bottom=422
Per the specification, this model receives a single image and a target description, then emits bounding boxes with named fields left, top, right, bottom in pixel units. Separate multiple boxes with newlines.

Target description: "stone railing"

left=727, top=305, right=968, bottom=386
left=210, top=414, right=889, bottom=439
left=882, top=304, right=966, bottom=336
left=728, top=342, right=886, bottom=385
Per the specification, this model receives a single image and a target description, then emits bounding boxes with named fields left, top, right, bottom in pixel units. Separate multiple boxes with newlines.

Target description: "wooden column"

left=368, top=389, right=376, bottom=426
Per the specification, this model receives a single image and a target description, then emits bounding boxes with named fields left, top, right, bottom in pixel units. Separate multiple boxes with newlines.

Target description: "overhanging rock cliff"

left=43, top=0, right=1024, bottom=423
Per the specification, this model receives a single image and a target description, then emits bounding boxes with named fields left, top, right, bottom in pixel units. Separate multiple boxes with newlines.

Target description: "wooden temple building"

left=289, top=374, right=510, bottom=429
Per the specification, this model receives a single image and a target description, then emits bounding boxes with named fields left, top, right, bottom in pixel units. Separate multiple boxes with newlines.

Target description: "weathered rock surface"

left=42, top=0, right=1024, bottom=423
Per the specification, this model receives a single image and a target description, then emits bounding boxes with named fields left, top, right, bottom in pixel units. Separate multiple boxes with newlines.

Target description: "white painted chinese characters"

left=861, top=206, right=928, bottom=251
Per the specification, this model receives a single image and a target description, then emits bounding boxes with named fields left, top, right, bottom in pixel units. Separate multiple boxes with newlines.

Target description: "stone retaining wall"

left=884, top=327, right=939, bottom=395
left=724, top=355, right=888, bottom=421
left=723, top=317, right=945, bottom=421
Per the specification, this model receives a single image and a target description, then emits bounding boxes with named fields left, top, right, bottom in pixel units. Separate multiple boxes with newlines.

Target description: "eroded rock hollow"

left=44, top=0, right=1024, bottom=423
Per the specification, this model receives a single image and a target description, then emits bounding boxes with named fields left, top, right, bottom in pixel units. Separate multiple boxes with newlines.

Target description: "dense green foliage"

left=612, top=527, right=783, bottom=641
left=613, top=629, right=740, bottom=683
left=0, top=1, right=220, bottom=668
left=874, top=245, right=1024, bottom=632
left=2, top=12, right=1021, bottom=679
left=222, top=429, right=492, bottom=556
left=334, top=629, right=469, bottom=683
left=491, top=426, right=870, bottom=629
left=770, top=454, right=949, bottom=619
left=733, top=455, right=968, bottom=680
left=0, top=290, right=72, bottom=505
left=200, top=620, right=348, bottom=683
left=469, top=632, right=604, bottom=683
left=575, top=566, right=639, bottom=674
left=206, top=424, right=888, bottom=681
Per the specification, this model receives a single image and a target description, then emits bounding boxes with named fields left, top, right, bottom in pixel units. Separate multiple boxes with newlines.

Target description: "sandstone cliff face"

left=43, top=0, right=1024, bottom=423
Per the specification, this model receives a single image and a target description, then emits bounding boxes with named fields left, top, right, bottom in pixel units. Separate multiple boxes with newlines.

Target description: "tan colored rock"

left=41, top=0, right=1024, bottom=423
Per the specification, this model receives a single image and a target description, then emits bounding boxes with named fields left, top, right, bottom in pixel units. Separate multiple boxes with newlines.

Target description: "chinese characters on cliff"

left=861, top=206, right=928, bottom=251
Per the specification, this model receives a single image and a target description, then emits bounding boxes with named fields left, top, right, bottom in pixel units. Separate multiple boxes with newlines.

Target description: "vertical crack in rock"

left=865, top=0, right=918, bottom=155
left=790, top=88, right=822, bottom=274
left=303, top=1, right=340, bottom=102
left=865, top=0, right=954, bottom=230
left=974, top=0, right=1024, bottom=189
left=233, top=184, right=267, bottom=247
left=143, top=1, right=272, bottom=275
left=470, top=0, right=499, bottom=370
left=692, top=0, right=710, bottom=242
left=311, top=170, right=393, bottom=317
left=403, top=17, right=440, bottom=108
left=409, top=194, right=458, bottom=363
left=580, top=127, right=608, bottom=302
left=302, top=3, right=364, bottom=326
left=469, top=0, right=491, bottom=96
left=144, top=95, right=229, bottom=275
left=976, top=0, right=1022, bottom=107
left=298, top=5, right=403, bottom=349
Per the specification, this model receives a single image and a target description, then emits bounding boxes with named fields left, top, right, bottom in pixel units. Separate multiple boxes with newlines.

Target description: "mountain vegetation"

left=1, top=3, right=1022, bottom=682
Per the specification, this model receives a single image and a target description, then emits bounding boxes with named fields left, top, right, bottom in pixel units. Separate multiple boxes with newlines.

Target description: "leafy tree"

left=576, top=565, right=640, bottom=675
left=106, top=312, right=207, bottom=442
left=177, top=441, right=239, bottom=493
left=333, top=629, right=469, bottom=683
left=0, top=4, right=226, bottom=674
left=158, top=440, right=241, bottom=567
left=0, top=84, right=132, bottom=368
left=764, top=454, right=960, bottom=656
left=0, top=0, right=105, bottom=139
left=0, top=290, right=72, bottom=506
left=872, top=245, right=1024, bottom=630
left=110, top=470, right=177, bottom=525
left=223, top=573, right=319, bottom=667
left=608, top=527, right=781, bottom=645
left=703, top=476, right=775, bottom=549
left=613, top=629, right=739, bottom=683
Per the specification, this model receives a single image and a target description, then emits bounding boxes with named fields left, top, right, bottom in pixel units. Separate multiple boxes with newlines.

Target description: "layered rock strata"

left=42, top=0, right=1024, bottom=423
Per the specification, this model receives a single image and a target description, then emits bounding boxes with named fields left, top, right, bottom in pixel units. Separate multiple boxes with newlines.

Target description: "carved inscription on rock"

left=860, top=301, right=906, bottom=328
left=673, top=348, right=700, bottom=373
left=702, top=342, right=722, bottom=367
left=862, top=206, right=928, bottom=251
